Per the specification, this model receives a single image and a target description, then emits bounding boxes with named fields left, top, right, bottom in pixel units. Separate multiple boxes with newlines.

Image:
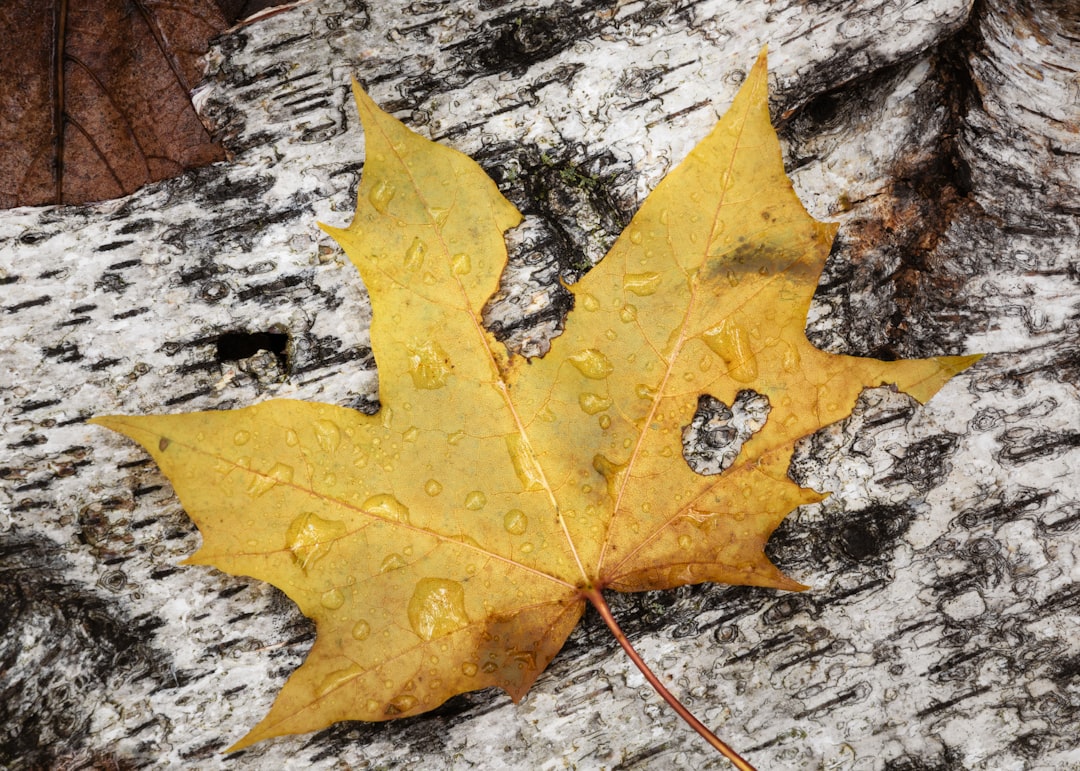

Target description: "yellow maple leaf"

left=93, top=49, right=979, bottom=764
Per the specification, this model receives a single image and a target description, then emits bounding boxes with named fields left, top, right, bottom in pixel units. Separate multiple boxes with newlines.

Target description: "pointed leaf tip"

left=88, top=414, right=136, bottom=440
left=349, top=77, right=376, bottom=113
left=224, top=732, right=258, bottom=755
left=906, top=353, right=984, bottom=403
left=317, top=220, right=348, bottom=241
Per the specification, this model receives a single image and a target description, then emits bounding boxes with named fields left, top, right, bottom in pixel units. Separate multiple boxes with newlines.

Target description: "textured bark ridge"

left=1, top=1, right=1078, bottom=769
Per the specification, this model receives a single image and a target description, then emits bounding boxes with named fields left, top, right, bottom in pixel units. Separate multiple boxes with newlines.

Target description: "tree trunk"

left=2, top=0, right=1077, bottom=768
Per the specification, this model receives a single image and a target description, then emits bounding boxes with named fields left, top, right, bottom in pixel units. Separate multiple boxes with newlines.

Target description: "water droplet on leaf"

left=454, top=535, right=481, bottom=551
left=386, top=694, right=418, bottom=714
left=781, top=341, right=800, bottom=373
left=317, top=664, right=363, bottom=697
left=247, top=462, right=293, bottom=497
left=310, top=420, right=339, bottom=453
left=620, top=304, right=637, bottom=322
left=363, top=493, right=410, bottom=523
left=321, top=588, right=345, bottom=609
left=407, top=341, right=451, bottom=389
left=368, top=180, right=395, bottom=214
left=404, top=237, right=426, bottom=270
left=424, top=479, right=443, bottom=496
left=624, top=272, right=661, bottom=296
left=579, top=393, right=612, bottom=415
left=233, top=430, right=250, bottom=446
left=407, top=578, right=469, bottom=641
left=593, top=454, right=628, bottom=498
left=352, top=620, right=371, bottom=640
left=464, top=491, right=487, bottom=510
left=505, top=434, right=544, bottom=491
left=451, top=252, right=471, bottom=275
left=635, top=383, right=657, bottom=400
left=428, top=206, right=450, bottom=226
left=503, top=509, right=528, bottom=535
left=381, top=553, right=406, bottom=572
left=286, top=512, right=347, bottom=571
left=568, top=349, right=614, bottom=379
left=702, top=320, right=758, bottom=382
left=462, top=662, right=478, bottom=677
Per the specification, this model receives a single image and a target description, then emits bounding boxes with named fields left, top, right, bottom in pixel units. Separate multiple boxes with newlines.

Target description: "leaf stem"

left=583, top=588, right=757, bottom=771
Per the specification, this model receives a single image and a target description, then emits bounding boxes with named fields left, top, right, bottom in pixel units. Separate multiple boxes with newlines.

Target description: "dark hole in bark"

left=215, top=331, right=289, bottom=370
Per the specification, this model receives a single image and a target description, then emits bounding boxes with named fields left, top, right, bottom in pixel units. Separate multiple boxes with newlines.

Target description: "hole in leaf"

left=216, top=331, right=289, bottom=372
left=682, top=390, right=771, bottom=475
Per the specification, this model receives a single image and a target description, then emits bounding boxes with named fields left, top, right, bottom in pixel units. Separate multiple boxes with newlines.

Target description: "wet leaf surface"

left=93, top=50, right=978, bottom=751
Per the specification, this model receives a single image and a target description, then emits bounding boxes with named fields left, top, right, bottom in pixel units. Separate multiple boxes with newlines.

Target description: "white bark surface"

left=2, top=0, right=1078, bottom=768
